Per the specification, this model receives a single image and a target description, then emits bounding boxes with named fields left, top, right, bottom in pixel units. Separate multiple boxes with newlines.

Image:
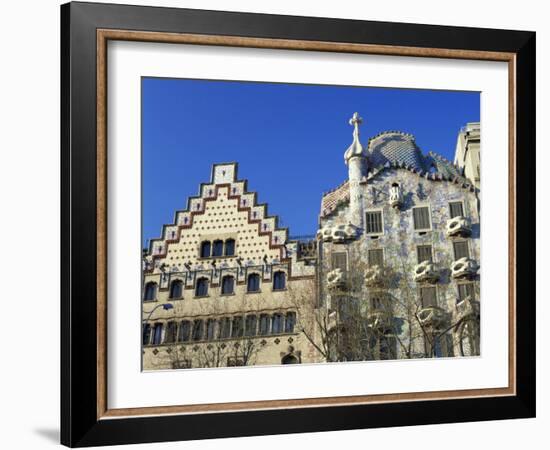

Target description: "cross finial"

left=349, top=112, right=363, bottom=139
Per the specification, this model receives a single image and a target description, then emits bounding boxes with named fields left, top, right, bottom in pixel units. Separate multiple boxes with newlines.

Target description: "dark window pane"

left=259, top=314, right=270, bottom=335
left=273, top=271, right=286, bottom=290
left=370, top=294, right=385, bottom=310
left=192, top=320, right=203, bottom=341
left=245, top=315, right=257, bottom=336
left=195, top=278, right=209, bottom=296
left=231, top=316, right=243, bottom=338
left=219, top=317, right=231, bottom=339
left=417, top=245, right=433, bottom=263
left=152, top=323, right=163, bottom=345
left=142, top=324, right=151, bottom=345
left=206, top=319, right=216, bottom=341
left=453, top=241, right=470, bottom=260
left=413, top=207, right=431, bottom=230
left=368, top=249, right=384, bottom=267
left=221, top=276, right=234, bottom=294
left=178, top=321, right=191, bottom=342
left=225, top=239, right=235, bottom=256
left=366, top=211, right=383, bottom=234
left=200, top=241, right=211, bottom=258
left=331, top=252, right=347, bottom=271
left=420, top=287, right=437, bottom=308
left=284, top=312, right=296, bottom=333
left=271, top=314, right=283, bottom=334
left=449, top=201, right=464, bottom=218
left=165, top=321, right=177, bottom=343
left=169, top=280, right=183, bottom=299
left=212, top=240, right=224, bottom=257
left=247, top=273, right=260, bottom=292
left=144, top=282, right=157, bottom=301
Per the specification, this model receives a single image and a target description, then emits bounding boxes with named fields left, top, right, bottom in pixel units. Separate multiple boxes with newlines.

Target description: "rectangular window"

left=192, top=320, right=203, bottom=341
left=365, top=211, right=383, bottom=235
left=449, top=201, right=465, bottom=218
left=419, top=286, right=437, bottom=308
left=413, top=206, right=431, bottom=231
left=259, top=314, right=270, bottom=335
left=219, top=317, right=231, bottom=339
left=331, top=252, right=348, bottom=271
left=231, top=316, right=243, bottom=338
left=457, top=283, right=475, bottom=303
left=453, top=240, right=470, bottom=260
left=164, top=321, right=177, bottom=344
left=178, top=320, right=191, bottom=342
left=245, top=315, right=257, bottom=337
left=206, top=319, right=216, bottom=341
left=152, top=323, right=163, bottom=345
left=367, top=248, right=384, bottom=267
left=417, top=245, right=433, bottom=263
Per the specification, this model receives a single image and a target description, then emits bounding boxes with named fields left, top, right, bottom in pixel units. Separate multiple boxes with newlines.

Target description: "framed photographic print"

left=60, top=1, right=536, bottom=447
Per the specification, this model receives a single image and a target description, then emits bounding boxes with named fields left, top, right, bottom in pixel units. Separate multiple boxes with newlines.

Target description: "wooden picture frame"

left=61, top=1, right=535, bottom=447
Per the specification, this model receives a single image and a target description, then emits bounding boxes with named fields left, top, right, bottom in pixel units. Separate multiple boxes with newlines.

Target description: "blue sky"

left=142, top=78, right=479, bottom=246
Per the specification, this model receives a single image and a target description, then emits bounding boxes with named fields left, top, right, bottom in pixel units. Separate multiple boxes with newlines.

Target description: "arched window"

left=178, top=320, right=191, bottom=342
left=169, top=279, right=183, bottom=299
left=143, top=282, right=157, bottom=301
left=271, top=313, right=283, bottom=334
left=195, top=277, right=209, bottom=297
left=200, top=241, right=211, bottom=258
left=273, top=271, right=286, bottom=290
left=281, top=354, right=299, bottom=364
left=284, top=312, right=296, bottom=333
left=142, top=324, right=151, bottom=345
left=192, top=319, right=204, bottom=341
left=164, top=321, right=177, bottom=343
left=221, top=275, right=235, bottom=295
left=152, top=323, right=163, bottom=345
left=212, top=240, right=224, bottom=257
left=245, top=315, right=257, bottom=336
left=259, top=314, right=270, bottom=335
left=247, top=273, right=260, bottom=292
left=224, top=239, right=235, bottom=256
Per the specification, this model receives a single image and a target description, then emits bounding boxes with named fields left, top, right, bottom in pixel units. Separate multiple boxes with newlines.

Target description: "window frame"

left=246, top=273, right=261, bottom=293
left=220, top=275, right=235, bottom=295
left=419, top=286, right=438, bottom=308
left=331, top=252, right=348, bottom=271
left=453, top=239, right=470, bottom=260
left=272, top=271, right=287, bottom=291
left=416, top=244, right=434, bottom=264
left=365, top=209, right=385, bottom=236
left=143, top=281, right=158, bottom=302
left=168, top=279, right=184, bottom=299
left=212, top=239, right=224, bottom=257
left=199, top=240, right=212, bottom=258
left=195, top=277, right=210, bottom=297
left=367, top=248, right=384, bottom=267
left=412, top=205, right=433, bottom=232
left=457, top=282, right=476, bottom=304
left=224, top=238, right=236, bottom=256
left=449, top=200, right=465, bottom=219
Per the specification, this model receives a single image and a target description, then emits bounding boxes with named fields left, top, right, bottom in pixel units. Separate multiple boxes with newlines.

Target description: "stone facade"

left=142, top=115, right=481, bottom=370
left=142, top=163, right=319, bottom=370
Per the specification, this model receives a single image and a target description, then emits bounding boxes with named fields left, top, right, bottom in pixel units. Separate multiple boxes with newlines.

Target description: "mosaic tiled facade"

left=142, top=113, right=480, bottom=370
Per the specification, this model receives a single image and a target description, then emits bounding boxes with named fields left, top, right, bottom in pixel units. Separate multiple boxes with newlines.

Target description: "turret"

left=344, top=112, right=368, bottom=228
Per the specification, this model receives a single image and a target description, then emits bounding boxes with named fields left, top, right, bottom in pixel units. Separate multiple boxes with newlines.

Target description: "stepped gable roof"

left=320, top=180, right=349, bottom=218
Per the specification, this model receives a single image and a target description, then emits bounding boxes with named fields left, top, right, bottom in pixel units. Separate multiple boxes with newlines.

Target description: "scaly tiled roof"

left=320, top=181, right=349, bottom=218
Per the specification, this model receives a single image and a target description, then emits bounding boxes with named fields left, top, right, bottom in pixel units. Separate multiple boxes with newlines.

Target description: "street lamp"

left=143, top=303, right=174, bottom=323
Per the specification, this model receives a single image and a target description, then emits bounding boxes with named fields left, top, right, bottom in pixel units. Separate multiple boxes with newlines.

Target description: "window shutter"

left=413, top=207, right=431, bottom=230
left=449, top=201, right=464, bottom=218
left=453, top=241, right=470, bottom=259
left=331, top=252, right=347, bottom=271
left=368, top=249, right=384, bottom=267
left=365, top=211, right=383, bottom=234
left=420, top=286, right=437, bottom=308
left=417, top=245, right=433, bottom=263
